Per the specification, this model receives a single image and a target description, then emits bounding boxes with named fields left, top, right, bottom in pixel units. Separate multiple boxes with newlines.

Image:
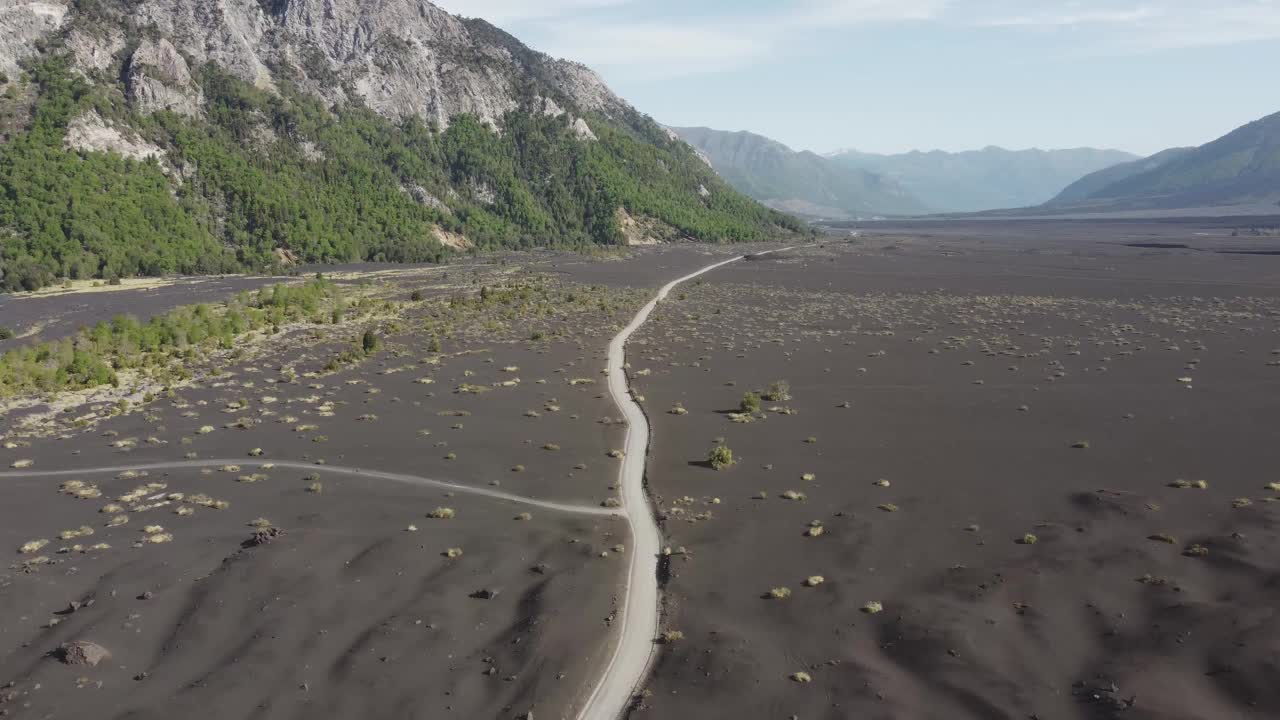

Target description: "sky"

left=434, top=0, right=1280, bottom=156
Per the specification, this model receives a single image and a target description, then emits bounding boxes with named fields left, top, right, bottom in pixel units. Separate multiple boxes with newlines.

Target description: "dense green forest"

left=0, top=54, right=805, bottom=292
left=0, top=280, right=348, bottom=396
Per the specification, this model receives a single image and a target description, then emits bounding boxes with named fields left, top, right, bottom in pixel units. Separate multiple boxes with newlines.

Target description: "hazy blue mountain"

left=1049, top=148, right=1195, bottom=205
left=827, top=146, right=1138, bottom=212
left=672, top=127, right=931, bottom=219
left=1047, top=111, right=1280, bottom=210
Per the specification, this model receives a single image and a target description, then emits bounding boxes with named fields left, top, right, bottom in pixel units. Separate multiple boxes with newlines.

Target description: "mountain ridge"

left=827, top=145, right=1139, bottom=212
left=0, top=0, right=806, bottom=291
left=672, top=126, right=931, bottom=219
left=1047, top=111, right=1280, bottom=210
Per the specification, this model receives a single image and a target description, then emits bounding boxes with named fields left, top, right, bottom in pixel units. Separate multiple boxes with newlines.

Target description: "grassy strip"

left=0, top=280, right=349, bottom=397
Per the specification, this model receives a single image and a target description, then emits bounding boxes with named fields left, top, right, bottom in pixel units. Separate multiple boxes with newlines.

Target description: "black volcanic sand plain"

left=0, top=251, right=735, bottom=720
left=629, top=226, right=1280, bottom=719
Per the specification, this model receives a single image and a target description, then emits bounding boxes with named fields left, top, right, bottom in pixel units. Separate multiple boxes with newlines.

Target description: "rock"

left=67, top=26, right=125, bottom=73
left=470, top=588, right=499, bottom=600
left=243, top=526, right=285, bottom=548
left=0, top=1, right=68, bottom=78
left=571, top=117, right=597, bottom=142
left=403, top=185, right=449, bottom=213
left=64, top=111, right=167, bottom=163
left=118, top=0, right=628, bottom=130
left=126, top=38, right=204, bottom=117
left=56, top=597, right=93, bottom=615
left=57, top=641, right=110, bottom=667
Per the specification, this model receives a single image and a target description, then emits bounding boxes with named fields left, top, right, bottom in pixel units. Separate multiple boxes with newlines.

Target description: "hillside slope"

left=0, top=0, right=805, bottom=292
left=673, top=127, right=929, bottom=219
left=1048, top=147, right=1195, bottom=206
left=1047, top=111, right=1280, bottom=210
left=829, top=146, right=1138, bottom=212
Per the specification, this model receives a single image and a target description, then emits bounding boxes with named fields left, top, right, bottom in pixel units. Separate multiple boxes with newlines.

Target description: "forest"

left=0, top=55, right=806, bottom=292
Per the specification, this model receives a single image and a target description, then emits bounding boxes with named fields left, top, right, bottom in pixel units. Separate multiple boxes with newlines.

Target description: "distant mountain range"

left=673, top=126, right=1138, bottom=217
left=829, top=146, right=1139, bottom=213
left=1047, top=111, right=1280, bottom=211
left=671, top=127, right=929, bottom=219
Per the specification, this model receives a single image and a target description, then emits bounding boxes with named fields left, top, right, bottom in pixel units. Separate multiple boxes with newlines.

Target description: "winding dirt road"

left=1, top=245, right=805, bottom=720
left=575, top=246, right=802, bottom=720
left=0, top=459, right=617, bottom=517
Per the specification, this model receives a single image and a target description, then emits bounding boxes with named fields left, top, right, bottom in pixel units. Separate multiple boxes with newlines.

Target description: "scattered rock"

left=243, top=526, right=285, bottom=548
left=56, top=641, right=110, bottom=667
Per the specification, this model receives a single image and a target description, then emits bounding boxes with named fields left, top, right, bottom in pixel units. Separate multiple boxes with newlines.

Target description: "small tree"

left=739, top=391, right=761, bottom=414
left=708, top=444, right=735, bottom=471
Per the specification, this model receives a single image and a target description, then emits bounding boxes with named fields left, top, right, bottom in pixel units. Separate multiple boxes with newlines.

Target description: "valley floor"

left=3, top=224, right=1280, bottom=719
left=629, top=224, right=1280, bottom=719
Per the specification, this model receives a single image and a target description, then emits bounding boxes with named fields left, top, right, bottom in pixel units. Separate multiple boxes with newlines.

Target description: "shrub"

left=739, top=391, right=761, bottom=414
left=361, top=328, right=381, bottom=354
left=0, top=327, right=13, bottom=340
left=708, top=444, right=735, bottom=470
left=763, top=380, right=791, bottom=402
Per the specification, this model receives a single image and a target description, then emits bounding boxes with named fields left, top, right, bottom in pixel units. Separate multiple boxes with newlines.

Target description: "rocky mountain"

left=0, top=0, right=805, bottom=291
left=673, top=127, right=930, bottom=219
left=828, top=146, right=1138, bottom=212
left=1046, top=111, right=1280, bottom=210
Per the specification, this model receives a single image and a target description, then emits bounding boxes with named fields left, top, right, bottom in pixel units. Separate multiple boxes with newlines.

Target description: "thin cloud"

left=968, top=1, right=1280, bottom=51
left=441, top=0, right=1280, bottom=78
left=434, top=0, right=632, bottom=23
left=974, top=7, right=1159, bottom=28
left=536, top=0, right=947, bottom=78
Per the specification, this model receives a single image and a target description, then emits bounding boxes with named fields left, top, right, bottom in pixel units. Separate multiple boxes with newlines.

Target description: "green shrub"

left=708, top=444, right=735, bottom=471
left=763, top=380, right=791, bottom=402
left=0, top=280, right=341, bottom=397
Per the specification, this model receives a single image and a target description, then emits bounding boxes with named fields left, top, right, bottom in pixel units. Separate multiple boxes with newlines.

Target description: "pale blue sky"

left=436, top=1, right=1280, bottom=156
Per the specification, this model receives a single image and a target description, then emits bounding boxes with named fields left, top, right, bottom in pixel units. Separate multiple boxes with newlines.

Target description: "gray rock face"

left=127, top=38, right=204, bottom=116
left=100, top=0, right=628, bottom=129
left=0, top=0, right=69, bottom=77
left=66, top=25, right=124, bottom=73
left=64, top=111, right=167, bottom=163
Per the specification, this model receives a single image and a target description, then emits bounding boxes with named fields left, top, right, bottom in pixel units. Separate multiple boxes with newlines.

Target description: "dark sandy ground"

left=0, top=260, right=665, bottom=720
left=6, top=224, right=1279, bottom=720
left=0, top=246, right=736, bottom=353
left=629, top=227, right=1280, bottom=719
left=0, top=469, right=618, bottom=719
